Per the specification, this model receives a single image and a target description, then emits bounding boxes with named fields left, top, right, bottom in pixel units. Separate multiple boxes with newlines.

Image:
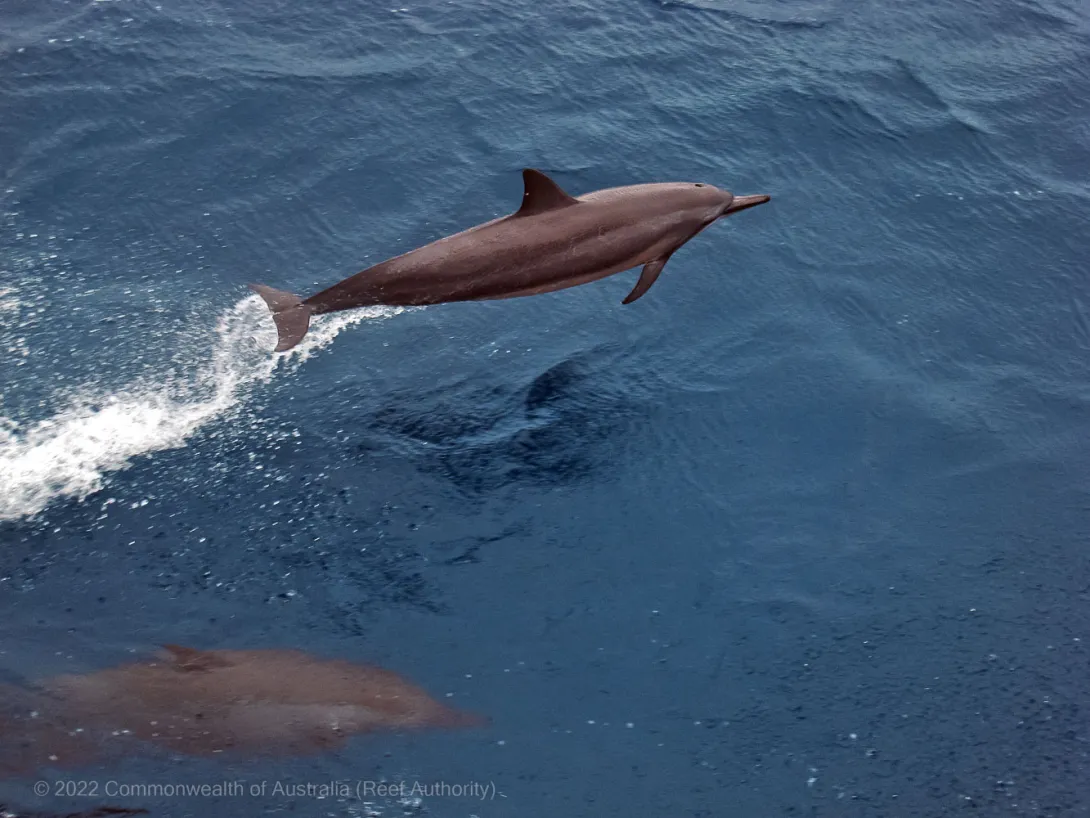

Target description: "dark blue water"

left=2, top=0, right=1089, bottom=814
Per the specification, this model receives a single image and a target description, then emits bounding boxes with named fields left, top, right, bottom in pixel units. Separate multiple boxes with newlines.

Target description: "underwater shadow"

left=365, top=346, right=646, bottom=496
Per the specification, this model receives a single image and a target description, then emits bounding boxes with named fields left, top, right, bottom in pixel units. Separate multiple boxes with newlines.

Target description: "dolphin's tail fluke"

left=249, top=283, right=312, bottom=352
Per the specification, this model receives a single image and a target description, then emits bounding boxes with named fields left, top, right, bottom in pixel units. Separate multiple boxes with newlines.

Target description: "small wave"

left=655, top=0, right=841, bottom=29
left=0, top=296, right=402, bottom=522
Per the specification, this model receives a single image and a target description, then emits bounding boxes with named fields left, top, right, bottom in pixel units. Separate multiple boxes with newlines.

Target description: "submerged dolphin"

left=0, top=644, right=484, bottom=773
left=250, top=168, right=770, bottom=352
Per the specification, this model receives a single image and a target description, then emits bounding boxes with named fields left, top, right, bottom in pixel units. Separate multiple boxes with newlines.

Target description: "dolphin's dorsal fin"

left=161, top=644, right=232, bottom=672
left=515, top=169, right=579, bottom=217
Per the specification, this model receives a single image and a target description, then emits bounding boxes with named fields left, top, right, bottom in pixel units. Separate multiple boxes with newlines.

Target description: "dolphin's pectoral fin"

left=622, top=257, right=669, bottom=305
left=515, top=169, right=580, bottom=217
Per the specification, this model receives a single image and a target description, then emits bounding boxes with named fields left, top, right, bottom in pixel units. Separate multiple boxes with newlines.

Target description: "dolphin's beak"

left=723, top=194, right=771, bottom=216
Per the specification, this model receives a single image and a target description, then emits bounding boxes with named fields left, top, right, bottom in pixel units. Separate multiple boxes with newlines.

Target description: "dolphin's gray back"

left=305, top=189, right=698, bottom=312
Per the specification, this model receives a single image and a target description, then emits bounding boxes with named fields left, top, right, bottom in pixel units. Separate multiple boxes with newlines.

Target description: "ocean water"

left=2, top=0, right=1089, bottom=814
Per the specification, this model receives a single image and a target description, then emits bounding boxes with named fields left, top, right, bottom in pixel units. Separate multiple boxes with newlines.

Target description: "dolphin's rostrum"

left=251, top=169, right=770, bottom=352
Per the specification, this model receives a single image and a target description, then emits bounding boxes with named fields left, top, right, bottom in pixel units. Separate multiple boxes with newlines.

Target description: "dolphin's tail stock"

left=249, top=283, right=312, bottom=352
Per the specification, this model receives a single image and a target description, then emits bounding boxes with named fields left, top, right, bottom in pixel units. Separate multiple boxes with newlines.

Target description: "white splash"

left=0, top=295, right=402, bottom=522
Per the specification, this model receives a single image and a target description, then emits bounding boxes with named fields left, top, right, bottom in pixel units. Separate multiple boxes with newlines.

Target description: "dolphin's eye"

left=694, top=183, right=705, bottom=188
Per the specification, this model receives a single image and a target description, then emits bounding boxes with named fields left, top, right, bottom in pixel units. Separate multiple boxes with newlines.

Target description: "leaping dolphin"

left=250, top=168, right=770, bottom=352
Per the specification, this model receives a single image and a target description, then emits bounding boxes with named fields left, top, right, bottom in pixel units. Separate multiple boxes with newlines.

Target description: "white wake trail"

left=0, top=295, right=401, bottom=522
